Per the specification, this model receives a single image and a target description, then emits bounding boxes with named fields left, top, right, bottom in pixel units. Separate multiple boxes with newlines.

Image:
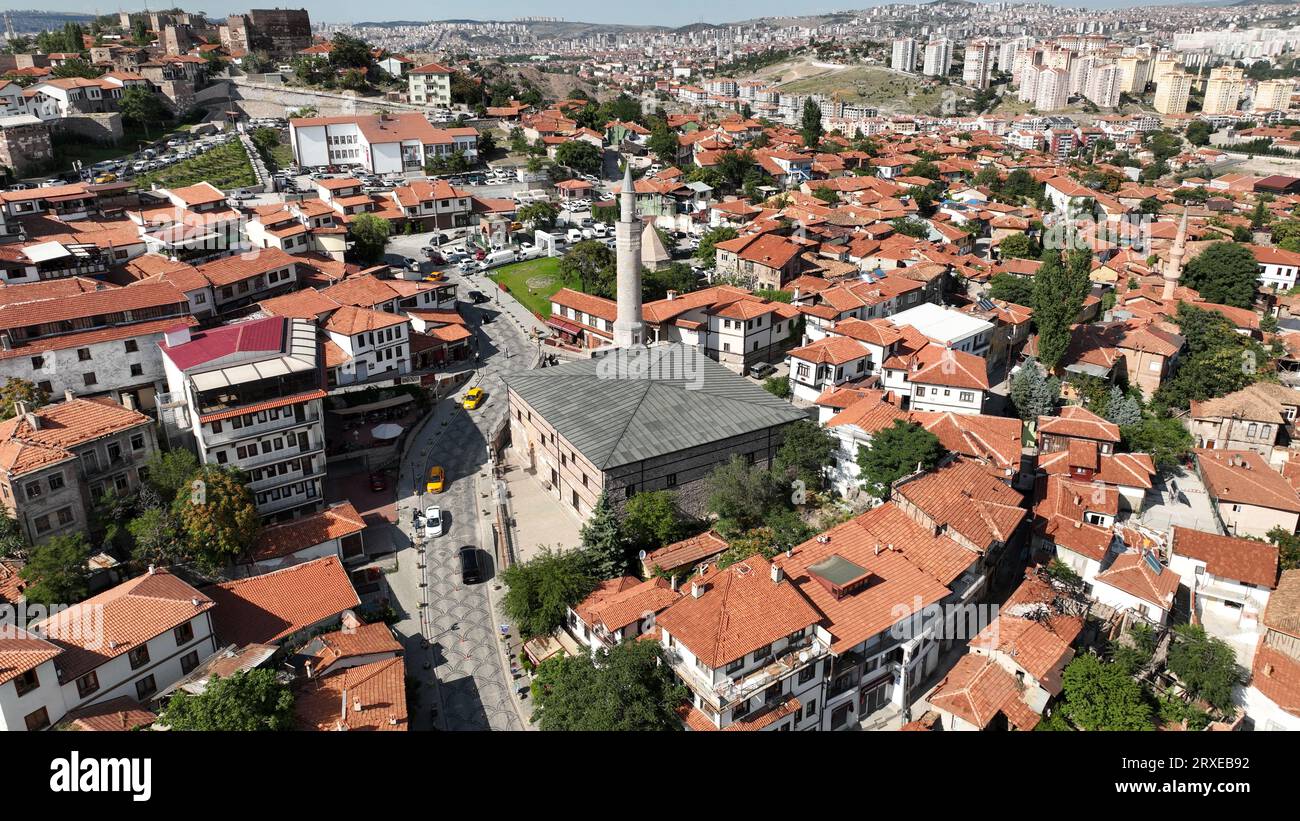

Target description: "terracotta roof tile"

left=295, top=656, right=407, bottom=730
left=207, top=556, right=360, bottom=646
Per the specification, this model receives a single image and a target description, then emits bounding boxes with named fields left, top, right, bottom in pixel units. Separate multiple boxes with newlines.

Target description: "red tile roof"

left=0, top=397, right=152, bottom=477
left=644, top=530, right=730, bottom=573
left=249, top=502, right=367, bottom=563
left=208, top=556, right=360, bottom=646
left=1170, top=526, right=1279, bottom=589
left=0, top=625, right=63, bottom=686
left=160, top=315, right=287, bottom=371
left=295, top=656, right=408, bottom=730
left=36, top=569, right=214, bottom=682
left=656, top=555, right=819, bottom=668
left=1095, top=550, right=1180, bottom=611
left=927, top=654, right=1040, bottom=730
left=1195, top=449, right=1300, bottom=513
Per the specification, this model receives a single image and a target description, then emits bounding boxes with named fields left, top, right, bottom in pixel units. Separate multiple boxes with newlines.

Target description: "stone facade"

left=224, top=9, right=312, bottom=59
left=0, top=116, right=54, bottom=177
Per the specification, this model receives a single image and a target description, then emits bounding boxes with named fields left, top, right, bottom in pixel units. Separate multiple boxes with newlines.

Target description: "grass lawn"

left=136, top=140, right=256, bottom=191
left=488, top=257, right=568, bottom=318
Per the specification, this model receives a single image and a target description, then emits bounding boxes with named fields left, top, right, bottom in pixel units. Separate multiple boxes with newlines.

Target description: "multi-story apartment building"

left=1203, top=66, right=1245, bottom=115
left=0, top=279, right=194, bottom=412
left=159, top=317, right=326, bottom=521
left=1115, top=55, right=1152, bottom=95
left=1154, top=70, right=1193, bottom=115
left=321, top=305, right=411, bottom=387
left=1083, top=61, right=1122, bottom=108
left=963, top=40, right=994, bottom=90
left=0, top=395, right=158, bottom=545
left=407, top=62, right=452, bottom=107
left=1254, top=79, right=1294, bottom=113
left=923, top=39, right=953, bottom=78
left=892, top=38, right=918, bottom=73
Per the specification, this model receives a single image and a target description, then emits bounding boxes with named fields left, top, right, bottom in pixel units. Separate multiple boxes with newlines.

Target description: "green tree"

left=554, top=140, right=602, bottom=174
left=1008, top=359, right=1058, bottom=421
left=1166, top=624, right=1241, bottom=711
left=1137, top=196, right=1164, bottom=216
left=172, top=467, right=260, bottom=572
left=1060, top=654, right=1153, bottom=730
left=856, top=420, right=943, bottom=498
left=532, top=640, right=686, bottom=730
left=1120, top=416, right=1193, bottom=471
left=127, top=504, right=183, bottom=566
left=998, top=232, right=1036, bottom=260
left=704, top=455, right=784, bottom=536
left=647, top=124, right=679, bottom=164
left=1186, top=120, right=1212, bottom=146
left=800, top=97, right=823, bottom=149
left=1032, top=247, right=1091, bottom=371
left=1104, top=386, right=1143, bottom=427
left=1155, top=303, right=1267, bottom=408
left=988, top=273, right=1035, bottom=306
left=695, top=226, right=739, bottom=267
left=0, top=377, right=49, bottom=420
left=327, top=32, right=374, bottom=71
left=580, top=492, right=626, bottom=578
left=0, top=503, right=28, bottom=559
left=500, top=546, right=596, bottom=638
left=349, top=213, right=391, bottom=264
left=52, top=58, right=102, bottom=79
left=1181, top=241, right=1260, bottom=308
left=891, top=217, right=929, bottom=239
left=118, top=86, right=167, bottom=136
left=622, top=491, right=688, bottom=555
left=774, top=419, right=836, bottom=491
left=159, top=669, right=295, bottom=731
left=19, top=533, right=90, bottom=607
left=559, top=240, right=616, bottom=297
left=763, top=375, right=792, bottom=398
left=517, top=200, right=559, bottom=231
left=1267, top=526, right=1300, bottom=571
left=143, top=448, right=200, bottom=505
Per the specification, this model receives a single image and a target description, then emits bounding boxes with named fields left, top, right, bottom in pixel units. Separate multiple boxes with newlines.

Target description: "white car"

left=423, top=506, right=444, bottom=538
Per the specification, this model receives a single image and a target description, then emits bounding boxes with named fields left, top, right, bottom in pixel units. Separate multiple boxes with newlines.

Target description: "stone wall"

left=0, top=119, right=54, bottom=176
left=50, top=113, right=125, bottom=145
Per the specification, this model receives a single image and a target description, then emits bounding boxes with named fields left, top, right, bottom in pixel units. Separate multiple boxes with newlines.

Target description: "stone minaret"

left=1162, top=208, right=1188, bottom=302
left=613, top=160, right=645, bottom=348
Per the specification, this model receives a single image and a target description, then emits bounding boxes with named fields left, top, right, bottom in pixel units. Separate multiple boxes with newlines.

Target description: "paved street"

left=385, top=260, right=541, bottom=731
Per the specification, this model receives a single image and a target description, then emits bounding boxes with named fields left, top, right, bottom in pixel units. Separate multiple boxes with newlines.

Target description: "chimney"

left=148, top=564, right=156, bottom=575
left=670, top=575, right=680, bottom=593
left=63, top=389, right=75, bottom=403
left=305, top=660, right=314, bottom=679
left=353, top=699, right=363, bottom=713
left=341, top=688, right=347, bottom=722
left=793, top=287, right=801, bottom=302
left=163, top=325, right=191, bottom=347
left=770, top=562, right=784, bottom=584
left=691, top=581, right=703, bottom=599
left=666, top=290, right=677, bottom=301
left=121, top=393, right=137, bottom=411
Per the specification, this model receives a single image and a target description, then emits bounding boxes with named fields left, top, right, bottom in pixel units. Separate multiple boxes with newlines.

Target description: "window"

left=24, top=481, right=41, bottom=500
left=83, top=372, right=97, bottom=386
left=753, top=644, right=772, bottom=662
left=56, top=507, right=74, bottom=526
left=30, top=356, right=43, bottom=369
left=48, top=473, right=64, bottom=492
left=130, top=364, right=143, bottom=377
left=130, top=434, right=145, bottom=451
left=798, top=664, right=817, bottom=685
left=666, top=473, right=677, bottom=487
left=959, top=391, right=974, bottom=403
left=128, top=644, right=150, bottom=670
left=124, top=340, right=139, bottom=353
left=24, top=707, right=49, bottom=732
left=13, top=668, right=39, bottom=697
left=76, top=671, right=100, bottom=698
left=33, top=515, right=51, bottom=534
left=77, top=348, right=92, bottom=361
left=180, top=650, right=201, bottom=675
left=915, top=386, right=925, bottom=397
left=135, top=675, right=157, bottom=701
left=726, top=657, right=745, bottom=674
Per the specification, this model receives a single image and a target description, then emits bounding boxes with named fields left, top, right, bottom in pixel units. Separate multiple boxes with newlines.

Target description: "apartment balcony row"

left=203, top=410, right=322, bottom=446
left=229, top=439, right=324, bottom=475
left=716, top=636, right=826, bottom=704
left=246, top=458, right=324, bottom=494
left=254, top=483, right=322, bottom=516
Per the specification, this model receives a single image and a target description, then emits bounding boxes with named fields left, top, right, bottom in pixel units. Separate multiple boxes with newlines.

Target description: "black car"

left=467, top=290, right=491, bottom=304
left=459, top=546, right=482, bottom=584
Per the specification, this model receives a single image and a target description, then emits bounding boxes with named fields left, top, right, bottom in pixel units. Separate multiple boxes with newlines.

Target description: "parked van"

left=478, top=249, right=519, bottom=270
left=566, top=228, right=583, bottom=244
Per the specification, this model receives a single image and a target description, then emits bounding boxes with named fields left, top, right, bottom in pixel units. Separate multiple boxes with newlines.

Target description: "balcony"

left=232, top=441, right=324, bottom=474
left=205, top=411, right=321, bottom=446
left=255, top=484, right=322, bottom=515
left=716, top=636, right=825, bottom=704
left=247, top=459, right=324, bottom=494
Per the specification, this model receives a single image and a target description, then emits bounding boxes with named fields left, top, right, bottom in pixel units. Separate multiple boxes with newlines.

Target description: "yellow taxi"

left=462, top=387, right=485, bottom=410
left=94, top=172, right=117, bottom=183
left=426, top=465, right=446, bottom=494
left=423, top=271, right=445, bottom=283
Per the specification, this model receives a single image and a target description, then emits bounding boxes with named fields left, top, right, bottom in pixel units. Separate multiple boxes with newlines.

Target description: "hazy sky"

left=24, top=1, right=1200, bottom=28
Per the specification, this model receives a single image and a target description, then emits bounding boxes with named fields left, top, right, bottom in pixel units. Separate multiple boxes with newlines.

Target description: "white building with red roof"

left=159, top=316, right=326, bottom=519
left=1244, top=569, right=1300, bottom=731
left=407, top=62, right=452, bottom=107
left=0, top=568, right=219, bottom=731
left=289, top=112, right=478, bottom=174
left=1169, top=525, right=1279, bottom=638
left=1092, top=549, right=1181, bottom=624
